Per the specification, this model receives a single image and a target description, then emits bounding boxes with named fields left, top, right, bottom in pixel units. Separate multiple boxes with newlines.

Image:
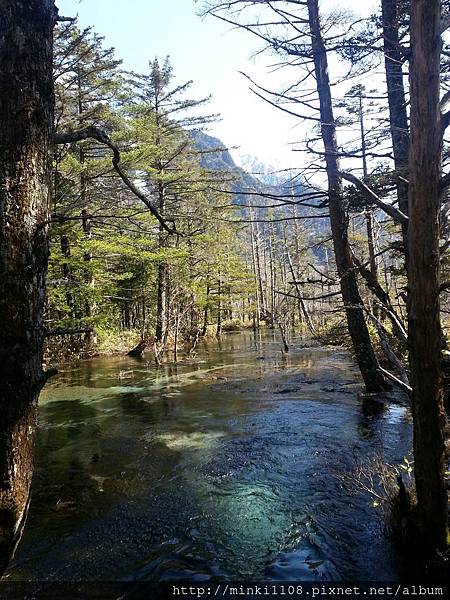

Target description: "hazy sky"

left=57, top=0, right=380, bottom=167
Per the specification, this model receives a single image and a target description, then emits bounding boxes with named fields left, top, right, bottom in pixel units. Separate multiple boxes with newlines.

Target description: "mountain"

left=234, top=153, right=288, bottom=187
left=191, top=130, right=330, bottom=246
left=190, top=130, right=266, bottom=200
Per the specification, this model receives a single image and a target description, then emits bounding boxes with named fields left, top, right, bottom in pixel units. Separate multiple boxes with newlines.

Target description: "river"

left=8, top=331, right=412, bottom=582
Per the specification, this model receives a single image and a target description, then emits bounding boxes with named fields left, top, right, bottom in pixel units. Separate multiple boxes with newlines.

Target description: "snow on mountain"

left=233, top=153, right=292, bottom=187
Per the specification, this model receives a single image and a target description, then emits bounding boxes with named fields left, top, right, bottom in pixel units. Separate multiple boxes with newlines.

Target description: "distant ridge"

left=191, top=130, right=330, bottom=245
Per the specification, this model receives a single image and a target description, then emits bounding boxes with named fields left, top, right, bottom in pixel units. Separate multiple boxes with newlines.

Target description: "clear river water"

left=8, top=331, right=412, bottom=582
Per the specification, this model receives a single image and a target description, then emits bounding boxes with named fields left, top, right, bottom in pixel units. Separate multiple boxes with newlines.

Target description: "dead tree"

left=307, top=0, right=387, bottom=392
left=206, top=0, right=387, bottom=391
left=381, top=0, right=410, bottom=249
left=381, top=0, right=409, bottom=243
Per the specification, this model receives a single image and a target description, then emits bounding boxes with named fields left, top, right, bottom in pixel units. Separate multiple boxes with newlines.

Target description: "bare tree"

left=307, top=0, right=387, bottom=392
left=381, top=0, right=410, bottom=249
left=205, top=0, right=388, bottom=391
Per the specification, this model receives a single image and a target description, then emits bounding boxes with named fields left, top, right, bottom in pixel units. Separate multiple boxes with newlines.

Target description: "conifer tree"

left=124, top=57, right=218, bottom=358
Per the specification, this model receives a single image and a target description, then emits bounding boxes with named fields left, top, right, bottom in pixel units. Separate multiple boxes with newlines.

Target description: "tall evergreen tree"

left=125, top=57, right=217, bottom=358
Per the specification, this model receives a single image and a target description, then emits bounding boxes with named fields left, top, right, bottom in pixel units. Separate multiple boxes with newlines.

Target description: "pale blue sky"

left=57, top=0, right=379, bottom=168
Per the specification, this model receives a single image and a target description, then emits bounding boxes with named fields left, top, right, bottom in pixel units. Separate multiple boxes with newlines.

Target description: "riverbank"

left=43, top=321, right=264, bottom=366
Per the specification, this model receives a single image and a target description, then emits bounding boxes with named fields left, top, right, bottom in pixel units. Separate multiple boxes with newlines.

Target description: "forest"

left=0, top=0, right=449, bottom=593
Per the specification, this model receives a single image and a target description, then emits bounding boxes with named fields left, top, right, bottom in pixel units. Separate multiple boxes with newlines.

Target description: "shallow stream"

left=9, top=331, right=412, bottom=581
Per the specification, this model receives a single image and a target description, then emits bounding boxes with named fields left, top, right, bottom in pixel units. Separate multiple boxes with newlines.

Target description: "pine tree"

left=49, top=21, right=123, bottom=350
left=124, top=57, right=218, bottom=358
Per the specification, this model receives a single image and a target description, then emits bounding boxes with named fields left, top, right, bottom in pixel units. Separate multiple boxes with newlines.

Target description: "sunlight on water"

left=38, top=386, right=112, bottom=404
left=10, top=332, right=412, bottom=582
left=154, top=431, right=226, bottom=451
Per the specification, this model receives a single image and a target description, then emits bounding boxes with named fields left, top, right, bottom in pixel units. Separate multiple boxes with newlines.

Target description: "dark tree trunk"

left=381, top=0, right=410, bottom=247
left=202, top=285, right=210, bottom=336
left=155, top=261, right=168, bottom=343
left=307, top=0, right=387, bottom=392
left=0, top=0, right=55, bottom=575
left=216, top=272, right=222, bottom=337
left=60, top=234, right=74, bottom=312
left=127, top=339, right=147, bottom=357
left=82, top=208, right=96, bottom=345
left=154, top=168, right=168, bottom=351
left=408, top=0, right=448, bottom=551
left=123, top=303, right=131, bottom=329
left=358, top=89, right=380, bottom=287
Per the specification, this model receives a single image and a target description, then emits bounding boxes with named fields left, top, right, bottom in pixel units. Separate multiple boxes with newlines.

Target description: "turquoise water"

left=8, top=331, right=412, bottom=581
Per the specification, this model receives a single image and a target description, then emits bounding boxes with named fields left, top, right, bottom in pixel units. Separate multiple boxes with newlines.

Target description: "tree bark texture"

left=307, top=0, right=386, bottom=392
left=408, top=0, right=448, bottom=551
left=381, top=0, right=410, bottom=247
left=155, top=179, right=168, bottom=347
left=0, top=0, right=55, bottom=575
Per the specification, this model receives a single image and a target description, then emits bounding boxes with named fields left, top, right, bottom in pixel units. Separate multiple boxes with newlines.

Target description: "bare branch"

left=378, top=366, right=412, bottom=395
left=338, top=170, right=409, bottom=226
left=45, top=327, right=93, bottom=337
left=54, top=126, right=176, bottom=235
left=366, top=313, right=409, bottom=387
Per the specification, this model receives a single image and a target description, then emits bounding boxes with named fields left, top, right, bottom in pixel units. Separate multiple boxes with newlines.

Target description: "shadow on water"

left=8, top=331, right=412, bottom=582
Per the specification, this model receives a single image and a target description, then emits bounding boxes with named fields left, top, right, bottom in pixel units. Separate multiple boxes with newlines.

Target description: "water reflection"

left=10, top=332, right=412, bottom=582
left=357, top=398, right=386, bottom=440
